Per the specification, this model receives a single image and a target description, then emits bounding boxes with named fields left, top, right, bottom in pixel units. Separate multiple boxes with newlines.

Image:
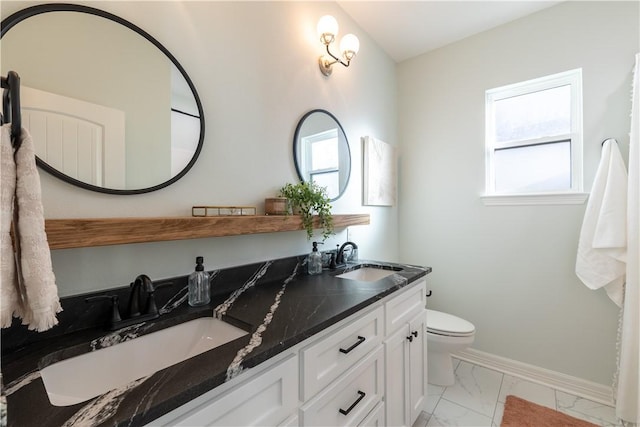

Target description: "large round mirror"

left=1, top=4, right=205, bottom=194
left=293, top=110, right=351, bottom=201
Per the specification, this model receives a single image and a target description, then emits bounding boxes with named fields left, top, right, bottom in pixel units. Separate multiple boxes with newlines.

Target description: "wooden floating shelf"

left=45, top=214, right=370, bottom=250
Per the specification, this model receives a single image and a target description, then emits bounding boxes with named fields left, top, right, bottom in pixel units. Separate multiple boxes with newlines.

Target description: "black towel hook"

left=601, top=138, right=618, bottom=146
left=1, top=70, right=22, bottom=150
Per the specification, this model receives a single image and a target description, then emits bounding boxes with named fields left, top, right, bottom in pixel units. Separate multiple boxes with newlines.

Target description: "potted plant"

left=279, top=181, right=334, bottom=240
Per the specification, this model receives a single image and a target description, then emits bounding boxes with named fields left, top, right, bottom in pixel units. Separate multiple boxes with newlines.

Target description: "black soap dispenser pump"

left=308, top=242, right=323, bottom=275
left=188, top=256, right=210, bottom=307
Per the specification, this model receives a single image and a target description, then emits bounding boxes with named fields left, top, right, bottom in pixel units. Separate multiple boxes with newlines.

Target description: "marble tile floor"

left=413, top=358, right=620, bottom=427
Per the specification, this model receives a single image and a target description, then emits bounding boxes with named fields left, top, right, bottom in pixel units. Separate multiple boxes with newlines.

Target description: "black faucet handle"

left=329, top=252, right=337, bottom=270
left=154, top=280, right=174, bottom=289
left=86, top=294, right=122, bottom=325
left=141, top=278, right=173, bottom=316
left=144, top=290, right=159, bottom=316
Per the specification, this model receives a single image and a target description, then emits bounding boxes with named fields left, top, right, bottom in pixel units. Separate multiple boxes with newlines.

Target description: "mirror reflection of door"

left=20, top=85, right=125, bottom=188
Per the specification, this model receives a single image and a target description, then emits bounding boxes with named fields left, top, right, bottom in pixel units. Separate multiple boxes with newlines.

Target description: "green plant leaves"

left=279, top=181, right=334, bottom=240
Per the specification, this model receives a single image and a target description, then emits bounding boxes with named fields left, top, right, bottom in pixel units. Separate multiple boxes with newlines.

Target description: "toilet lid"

left=427, top=309, right=475, bottom=337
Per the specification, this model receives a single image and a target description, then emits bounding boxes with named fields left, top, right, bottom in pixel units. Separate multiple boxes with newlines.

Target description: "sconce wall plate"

left=319, top=55, right=336, bottom=77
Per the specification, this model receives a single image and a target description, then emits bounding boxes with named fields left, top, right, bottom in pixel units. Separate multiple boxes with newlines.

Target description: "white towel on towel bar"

left=576, top=138, right=627, bottom=307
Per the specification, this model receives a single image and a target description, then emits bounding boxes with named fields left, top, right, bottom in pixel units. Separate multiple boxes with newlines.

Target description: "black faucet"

left=86, top=274, right=167, bottom=330
left=336, top=241, right=358, bottom=265
left=128, top=274, right=159, bottom=318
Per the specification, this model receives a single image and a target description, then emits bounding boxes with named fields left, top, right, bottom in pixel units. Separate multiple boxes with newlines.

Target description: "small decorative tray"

left=192, top=206, right=257, bottom=217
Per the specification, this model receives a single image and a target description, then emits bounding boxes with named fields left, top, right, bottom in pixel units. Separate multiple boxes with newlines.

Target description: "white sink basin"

left=40, top=317, right=248, bottom=406
left=336, top=267, right=399, bottom=282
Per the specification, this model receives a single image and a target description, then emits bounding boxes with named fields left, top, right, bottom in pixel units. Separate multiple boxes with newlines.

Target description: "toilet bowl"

left=426, top=309, right=475, bottom=386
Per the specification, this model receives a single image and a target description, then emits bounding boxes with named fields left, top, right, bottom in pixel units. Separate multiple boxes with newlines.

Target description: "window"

left=301, top=129, right=340, bottom=199
left=484, top=69, right=586, bottom=205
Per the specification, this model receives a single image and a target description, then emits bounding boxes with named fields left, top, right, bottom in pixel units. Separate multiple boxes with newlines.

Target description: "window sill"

left=481, top=192, right=588, bottom=206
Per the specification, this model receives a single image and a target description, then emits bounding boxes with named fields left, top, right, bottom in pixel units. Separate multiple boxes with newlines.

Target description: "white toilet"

left=426, top=309, right=476, bottom=386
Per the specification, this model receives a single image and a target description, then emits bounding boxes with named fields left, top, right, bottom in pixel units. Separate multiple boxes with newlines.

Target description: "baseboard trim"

left=454, top=348, right=614, bottom=406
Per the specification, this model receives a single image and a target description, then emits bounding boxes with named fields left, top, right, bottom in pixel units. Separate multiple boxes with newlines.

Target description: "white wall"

left=398, top=1, right=638, bottom=385
left=0, top=0, right=399, bottom=296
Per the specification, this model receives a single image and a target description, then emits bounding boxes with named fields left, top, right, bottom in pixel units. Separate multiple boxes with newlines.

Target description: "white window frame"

left=300, top=129, right=341, bottom=198
left=482, top=69, right=588, bottom=206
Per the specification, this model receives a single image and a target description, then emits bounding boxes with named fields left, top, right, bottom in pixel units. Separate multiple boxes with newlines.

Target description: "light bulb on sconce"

left=339, top=34, right=360, bottom=61
left=317, top=15, right=338, bottom=44
left=317, top=15, right=360, bottom=76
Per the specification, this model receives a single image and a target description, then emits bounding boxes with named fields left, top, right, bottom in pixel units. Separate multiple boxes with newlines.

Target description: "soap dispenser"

left=188, top=256, right=210, bottom=307
left=308, top=242, right=323, bottom=275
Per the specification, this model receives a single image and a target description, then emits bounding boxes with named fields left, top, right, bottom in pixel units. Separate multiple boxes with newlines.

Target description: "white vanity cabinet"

left=384, top=280, right=427, bottom=427
left=146, top=278, right=427, bottom=427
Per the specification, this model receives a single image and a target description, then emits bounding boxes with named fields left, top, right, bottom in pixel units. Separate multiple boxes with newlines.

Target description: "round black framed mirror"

left=1, top=3, right=205, bottom=194
left=293, top=109, right=351, bottom=201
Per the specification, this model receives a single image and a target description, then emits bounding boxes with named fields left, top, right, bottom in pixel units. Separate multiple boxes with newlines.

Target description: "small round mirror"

left=293, top=110, right=351, bottom=201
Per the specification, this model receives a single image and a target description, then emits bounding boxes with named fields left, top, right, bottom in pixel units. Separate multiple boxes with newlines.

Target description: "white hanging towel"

left=0, top=125, right=61, bottom=331
left=615, top=52, right=640, bottom=426
left=576, top=138, right=628, bottom=307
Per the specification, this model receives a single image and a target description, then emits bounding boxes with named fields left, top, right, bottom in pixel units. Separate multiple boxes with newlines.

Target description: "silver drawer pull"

left=339, top=336, right=366, bottom=354
left=339, top=390, right=366, bottom=415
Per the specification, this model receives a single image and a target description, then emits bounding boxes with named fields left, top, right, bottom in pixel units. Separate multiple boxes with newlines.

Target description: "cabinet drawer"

left=164, top=354, right=298, bottom=426
left=385, top=280, right=426, bottom=335
left=301, top=305, right=383, bottom=400
left=301, top=346, right=384, bottom=427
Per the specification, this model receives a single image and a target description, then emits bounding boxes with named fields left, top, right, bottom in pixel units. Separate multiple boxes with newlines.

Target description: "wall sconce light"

left=317, top=15, right=360, bottom=76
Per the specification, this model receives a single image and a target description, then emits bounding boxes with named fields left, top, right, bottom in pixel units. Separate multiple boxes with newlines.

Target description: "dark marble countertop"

left=1, top=258, right=430, bottom=427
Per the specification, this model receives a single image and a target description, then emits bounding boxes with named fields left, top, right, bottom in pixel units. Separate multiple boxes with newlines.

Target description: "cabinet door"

left=385, top=280, right=426, bottom=336
left=384, top=309, right=428, bottom=427
left=384, top=326, right=410, bottom=427
left=408, top=311, right=427, bottom=425
left=161, top=354, right=298, bottom=426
